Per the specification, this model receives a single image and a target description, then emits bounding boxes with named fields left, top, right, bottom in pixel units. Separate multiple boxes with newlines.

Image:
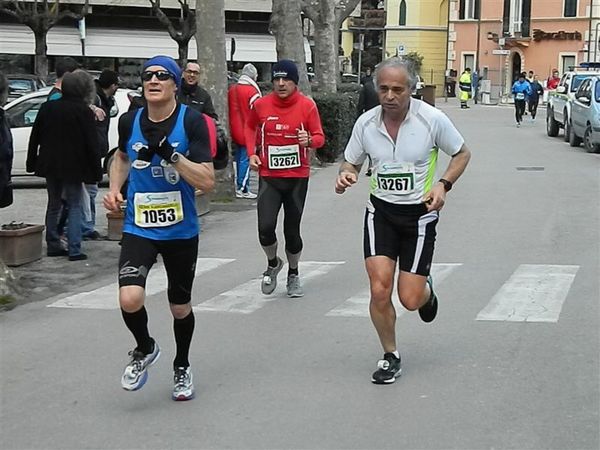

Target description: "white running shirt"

left=344, top=98, right=464, bottom=205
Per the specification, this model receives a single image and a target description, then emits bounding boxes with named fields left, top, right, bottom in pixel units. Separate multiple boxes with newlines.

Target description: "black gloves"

left=143, top=129, right=174, bottom=163
left=153, top=136, right=175, bottom=163
left=137, top=146, right=155, bottom=162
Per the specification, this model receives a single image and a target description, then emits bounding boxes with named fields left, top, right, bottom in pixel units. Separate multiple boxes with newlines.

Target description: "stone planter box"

left=195, top=190, right=211, bottom=216
left=106, top=210, right=125, bottom=241
left=0, top=224, right=45, bottom=266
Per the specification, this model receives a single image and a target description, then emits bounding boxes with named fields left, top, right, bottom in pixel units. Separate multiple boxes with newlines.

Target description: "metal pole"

left=475, top=0, right=481, bottom=104
left=595, top=20, right=600, bottom=62
left=589, top=0, right=594, bottom=61
left=444, top=0, right=451, bottom=103
left=357, top=33, right=363, bottom=83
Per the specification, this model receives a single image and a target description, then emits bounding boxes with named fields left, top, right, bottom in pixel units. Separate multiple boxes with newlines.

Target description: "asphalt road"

left=1, top=101, right=598, bottom=450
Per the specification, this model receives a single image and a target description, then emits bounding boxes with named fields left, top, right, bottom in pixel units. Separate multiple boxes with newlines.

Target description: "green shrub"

left=313, top=90, right=359, bottom=162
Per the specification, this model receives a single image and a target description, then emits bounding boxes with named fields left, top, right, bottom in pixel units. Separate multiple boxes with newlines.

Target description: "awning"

left=0, top=24, right=311, bottom=63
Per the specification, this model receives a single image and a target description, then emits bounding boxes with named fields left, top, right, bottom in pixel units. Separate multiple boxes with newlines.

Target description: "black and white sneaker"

left=371, top=352, right=402, bottom=384
left=418, top=275, right=438, bottom=323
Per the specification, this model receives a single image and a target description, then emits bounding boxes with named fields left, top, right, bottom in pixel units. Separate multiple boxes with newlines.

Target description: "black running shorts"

left=118, top=232, right=199, bottom=304
left=363, top=195, right=438, bottom=276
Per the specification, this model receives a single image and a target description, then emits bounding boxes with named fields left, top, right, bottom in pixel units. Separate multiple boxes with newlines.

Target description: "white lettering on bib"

left=134, top=191, right=183, bottom=228
left=375, top=162, right=416, bottom=194
left=516, top=92, right=525, bottom=100
left=267, top=144, right=301, bottom=169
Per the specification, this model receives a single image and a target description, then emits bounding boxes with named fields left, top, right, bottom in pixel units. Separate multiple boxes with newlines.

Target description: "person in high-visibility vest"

left=459, top=68, right=472, bottom=109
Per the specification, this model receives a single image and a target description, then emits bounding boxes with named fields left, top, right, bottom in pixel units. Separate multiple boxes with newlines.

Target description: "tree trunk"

left=177, top=41, right=188, bottom=67
left=312, top=4, right=337, bottom=94
left=270, top=0, right=311, bottom=95
left=195, top=0, right=234, bottom=198
left=34, top=30, right=48, bottom=78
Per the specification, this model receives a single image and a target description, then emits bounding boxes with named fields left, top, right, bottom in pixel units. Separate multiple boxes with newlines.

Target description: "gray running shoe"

left=172, top=367, right=195, bottom=401
left=286, top=274, right=304, bottom=298
left=121, top=340, right=160, bottom=391
left=261, top=257, right=283, bottom=295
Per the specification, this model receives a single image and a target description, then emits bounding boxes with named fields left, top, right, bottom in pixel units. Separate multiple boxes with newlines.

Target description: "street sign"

left=492, top=49, right=510, bottom=55
left=397, top=43, right=406, bottom=56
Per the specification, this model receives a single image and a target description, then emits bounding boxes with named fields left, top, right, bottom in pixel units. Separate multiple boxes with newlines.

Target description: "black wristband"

left=439, top=178, right=453, bottom=192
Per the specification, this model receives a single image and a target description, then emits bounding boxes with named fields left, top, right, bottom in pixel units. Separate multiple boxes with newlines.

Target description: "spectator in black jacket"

left=357, top=67, right=379, bottom=176
left=0, top=72, right=13, bottom=208
left=177, top=62, right=218, bottom=119
left=27, top=70, right=102, bottom=261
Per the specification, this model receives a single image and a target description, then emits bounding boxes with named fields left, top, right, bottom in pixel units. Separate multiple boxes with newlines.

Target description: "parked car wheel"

left=563, top=112, right=570, bottom=142
left=546, top=109, right=559, bottom=137
left=568, top=122, right=582, bottom=147
left=584, top=125, right=600, bottom=153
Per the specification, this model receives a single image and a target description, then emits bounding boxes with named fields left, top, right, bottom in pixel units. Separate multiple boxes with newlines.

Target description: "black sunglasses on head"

left=141, top=70, right=174, bottom=82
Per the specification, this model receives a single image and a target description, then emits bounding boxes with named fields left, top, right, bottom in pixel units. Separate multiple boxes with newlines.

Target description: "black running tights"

left=257, top=177, right=308, bottom=255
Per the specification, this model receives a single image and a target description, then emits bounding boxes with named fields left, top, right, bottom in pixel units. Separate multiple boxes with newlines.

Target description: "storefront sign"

left=532, top=29, right=582, bottom=42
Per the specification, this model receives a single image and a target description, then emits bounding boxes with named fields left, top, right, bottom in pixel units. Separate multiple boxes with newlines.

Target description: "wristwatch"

left=438, top=178, right=453, bottom=192
left=170, top=152, right=180, bottom=164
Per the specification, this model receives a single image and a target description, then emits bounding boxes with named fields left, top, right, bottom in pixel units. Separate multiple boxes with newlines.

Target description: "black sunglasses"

left=141, top=70, right=174, bottom=82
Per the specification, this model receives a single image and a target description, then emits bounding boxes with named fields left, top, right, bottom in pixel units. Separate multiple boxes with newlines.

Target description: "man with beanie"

left=81, top=69, right=121, bottom=240
left=103, top=55, right=215, bottom=401
left=177, top=61, right=218, bottom=119
left=244, top=59, right=325, bottom=298
left=228, top=63, right=261, bottom=199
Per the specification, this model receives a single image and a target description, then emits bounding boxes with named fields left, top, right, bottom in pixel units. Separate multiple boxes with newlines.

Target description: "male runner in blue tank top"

left=103, top=55, right=215, bottom=401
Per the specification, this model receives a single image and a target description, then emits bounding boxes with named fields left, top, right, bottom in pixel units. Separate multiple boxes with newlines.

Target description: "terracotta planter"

left=195, top=190, right=211, bottom=217
left=106, top=210, right=125, bottom=241
left=0, top=224, right=45, bottom=266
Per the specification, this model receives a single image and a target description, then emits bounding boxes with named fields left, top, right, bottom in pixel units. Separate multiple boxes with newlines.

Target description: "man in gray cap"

left=228, top=63, right=261, bottom=198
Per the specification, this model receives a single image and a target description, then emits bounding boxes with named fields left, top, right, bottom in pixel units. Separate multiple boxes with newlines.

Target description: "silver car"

left=569, top=75, right=600, bottom=153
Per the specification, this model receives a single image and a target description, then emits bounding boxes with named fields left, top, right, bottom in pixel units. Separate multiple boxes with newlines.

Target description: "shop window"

left=564, top=0, right=578, bottom=17
left=399, top=0, right=406, bottom=25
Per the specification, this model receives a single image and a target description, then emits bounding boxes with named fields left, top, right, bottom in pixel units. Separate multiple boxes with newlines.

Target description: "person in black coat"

left=26, top=70, right=102, bottom=261
left=0, top=72, right=14, bottom=208
left=177, top=62, right=218, bottom=119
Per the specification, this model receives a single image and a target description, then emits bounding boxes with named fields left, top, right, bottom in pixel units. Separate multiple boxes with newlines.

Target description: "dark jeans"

left=45, top=178, right=83, bottom=256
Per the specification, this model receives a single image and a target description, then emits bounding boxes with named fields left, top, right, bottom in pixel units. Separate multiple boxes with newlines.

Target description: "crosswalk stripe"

left=194, top=261, right=345, bottom=314
left=476, top=264, right=579, bottom=322
left=326, top=263, right=463, bottom=318
left=47, top=258, right=235, bottom=310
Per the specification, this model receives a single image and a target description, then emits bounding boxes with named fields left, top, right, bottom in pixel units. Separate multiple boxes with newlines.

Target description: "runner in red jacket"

left=244, top=59, right=325, bottom=298
left=228, top=63, right=261, bottom=198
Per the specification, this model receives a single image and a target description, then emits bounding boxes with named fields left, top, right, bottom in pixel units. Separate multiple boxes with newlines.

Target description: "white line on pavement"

left=47, top=258, right=235, bottom=310
left=326, top=263, right=463, bottom=318
left=194, top=261, right=345, bottom=314
left=476, top=264, right=579, bottom=322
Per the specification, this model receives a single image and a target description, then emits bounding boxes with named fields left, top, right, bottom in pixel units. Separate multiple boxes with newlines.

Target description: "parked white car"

left=5, top=87, right=133, bottom=176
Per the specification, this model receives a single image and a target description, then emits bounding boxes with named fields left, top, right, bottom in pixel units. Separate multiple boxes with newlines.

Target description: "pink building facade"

left=448, top=0, right=599, bottom=100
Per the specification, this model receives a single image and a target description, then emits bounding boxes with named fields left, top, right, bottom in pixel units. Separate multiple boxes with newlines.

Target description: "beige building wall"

left=385, top=0, right=449, bottom=91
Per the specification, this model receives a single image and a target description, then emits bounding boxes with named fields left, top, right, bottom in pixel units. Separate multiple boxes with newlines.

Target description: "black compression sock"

left=121, top=307, right=153, bottom=354
left=268, top=257, right=279, bottom=267
left=288, top=267, right=298, bottom=276
left=173, top=311, right=195, bottom=368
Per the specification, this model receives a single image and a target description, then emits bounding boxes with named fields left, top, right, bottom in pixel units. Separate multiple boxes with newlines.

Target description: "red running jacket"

left=244, top=89, right=325, bottom=178
left=228, top=77, right=261, bottom=146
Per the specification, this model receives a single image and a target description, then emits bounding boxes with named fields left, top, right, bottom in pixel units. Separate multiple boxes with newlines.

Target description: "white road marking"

left=476, top=264, right=579, bottom=322
left=326, top=263, right=463, bottom=317
left=194, top=261, right=345, bottom=314
left=47, top=258, right=235, bottom=310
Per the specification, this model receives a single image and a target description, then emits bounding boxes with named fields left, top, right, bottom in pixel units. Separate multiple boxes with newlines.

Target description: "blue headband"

left=143, top=55, right=182, bottom=87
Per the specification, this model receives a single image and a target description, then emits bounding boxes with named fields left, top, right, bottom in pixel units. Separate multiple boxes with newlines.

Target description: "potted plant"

left=0, top=221, right=45, bottom=266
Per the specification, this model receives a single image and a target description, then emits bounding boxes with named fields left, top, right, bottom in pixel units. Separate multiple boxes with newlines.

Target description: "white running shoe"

left=121, top=340, right=160, bottom=391
left=236, top=190, right=257, bottom=199
left=172, top=367, right=195, bottom=401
